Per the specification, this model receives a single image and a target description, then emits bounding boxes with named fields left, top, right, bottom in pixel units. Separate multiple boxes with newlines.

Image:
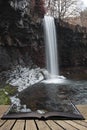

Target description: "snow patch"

left=6, top=66, right=44, bottom=92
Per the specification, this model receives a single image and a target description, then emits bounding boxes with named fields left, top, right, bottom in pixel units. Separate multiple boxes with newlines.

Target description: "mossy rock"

left=4, top=84, right=18, bottom=96
left=0, top=90, right=11, bottom=105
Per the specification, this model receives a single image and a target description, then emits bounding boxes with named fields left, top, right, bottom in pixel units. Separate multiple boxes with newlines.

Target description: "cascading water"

left=43, top=16, right=59, bottom=76
left=43, top=15, right=66, bottom=83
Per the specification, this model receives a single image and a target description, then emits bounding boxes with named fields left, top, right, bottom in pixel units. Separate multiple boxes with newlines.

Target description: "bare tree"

left=29, top=0, right=45, bottom=18
left=45, top=0, right=82, bottom=19
left=80, top=8, right=87, bottom=27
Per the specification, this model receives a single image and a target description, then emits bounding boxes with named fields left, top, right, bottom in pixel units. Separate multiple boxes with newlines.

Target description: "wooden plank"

left=74, top=120, right=87, bottom=127
left=77, top=105, right=87, bottom=119
left=0, top=120, right=16, bottom=130
left=26, top=120, right=37, bottom=130
left=55, top=120, right=77, bottom=130
left=65, top=120, right=87, bottom=130
left=46, top=120, right=64, bottom=130
left=0, top=119, right=6, bottom=127
left=36, top=120, right=50, bottom=130
left=0, top=105, right=9, bottom=118
left=12, top=120, right=25, bottom=130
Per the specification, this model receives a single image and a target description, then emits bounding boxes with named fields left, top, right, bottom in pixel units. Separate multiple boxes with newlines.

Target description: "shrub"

left=4, top=84, right=17, bottom=96
left=0, top=90, right=11, bottom=105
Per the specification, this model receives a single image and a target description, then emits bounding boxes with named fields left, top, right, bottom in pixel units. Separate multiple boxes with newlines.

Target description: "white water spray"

left=43, top=15, right=59, bottom=76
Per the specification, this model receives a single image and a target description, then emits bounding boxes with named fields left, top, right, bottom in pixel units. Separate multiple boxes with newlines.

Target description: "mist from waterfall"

left=43, top=15, right=59, bottom=76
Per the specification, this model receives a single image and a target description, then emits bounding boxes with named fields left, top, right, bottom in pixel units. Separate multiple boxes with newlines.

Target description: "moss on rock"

left=4, top=84, right=17, bottom=96
left=0, top=89, right=11, bottom=105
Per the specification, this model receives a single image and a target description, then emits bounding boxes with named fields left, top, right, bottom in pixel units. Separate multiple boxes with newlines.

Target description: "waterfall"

left=43, top=15, right=59, bottom=76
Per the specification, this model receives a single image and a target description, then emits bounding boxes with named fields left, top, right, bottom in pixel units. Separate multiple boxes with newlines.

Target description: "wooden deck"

left=0, top=105, right=87, bottom=130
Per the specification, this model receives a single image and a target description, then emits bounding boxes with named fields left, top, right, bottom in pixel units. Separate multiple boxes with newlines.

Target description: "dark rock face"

left=0, top=45, right=45, bottom=71
left=0, top=47, right=11, bottom=70
left=0, top=46, right=31, bottom=71
left=0, top=0, right=44, bottom=46
left=56, top=21, right=87, bottom=67
left=0, top=0, right=45, bottom=70
left=0, top=0, right=29, bottom=46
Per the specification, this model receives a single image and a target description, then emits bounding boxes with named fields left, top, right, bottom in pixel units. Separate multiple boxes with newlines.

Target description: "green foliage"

left=0, top=90, right=11, bottom=105
left=4, top=84, right=17, bottom=96
left=0, top=84, right=18, bottom=105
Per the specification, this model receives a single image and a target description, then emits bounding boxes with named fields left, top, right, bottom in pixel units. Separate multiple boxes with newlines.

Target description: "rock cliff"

left=0, top=0, right=87, bottom=71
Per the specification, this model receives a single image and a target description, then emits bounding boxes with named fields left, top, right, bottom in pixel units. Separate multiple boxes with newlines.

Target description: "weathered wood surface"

left=0, top=105, right=87, bottom=130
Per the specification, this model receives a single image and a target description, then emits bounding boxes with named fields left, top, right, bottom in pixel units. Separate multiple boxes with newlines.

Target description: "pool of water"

left=3, top=82, right=85, bottom=119
left=0, top=66, right=87, bottom=106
